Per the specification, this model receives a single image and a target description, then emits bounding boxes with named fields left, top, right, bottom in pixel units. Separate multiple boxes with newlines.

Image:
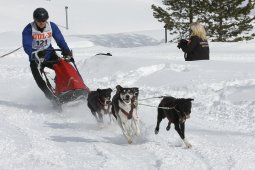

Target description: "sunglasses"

left=36, top=20, right=47, bottom=23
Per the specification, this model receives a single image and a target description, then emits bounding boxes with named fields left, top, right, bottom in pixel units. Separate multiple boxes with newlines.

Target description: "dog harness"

left=120, top=98, right=136, bottom=119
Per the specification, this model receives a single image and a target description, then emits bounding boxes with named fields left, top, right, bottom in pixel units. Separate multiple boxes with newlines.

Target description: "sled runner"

left=33, top=49, right=90, bottom=111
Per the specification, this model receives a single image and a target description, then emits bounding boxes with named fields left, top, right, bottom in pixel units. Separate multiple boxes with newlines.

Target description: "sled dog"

left=87, top=88, right=112, bottom=123
left=112, top=85, right=140, bottom=144
left=155, top=96, right=194, bottom=148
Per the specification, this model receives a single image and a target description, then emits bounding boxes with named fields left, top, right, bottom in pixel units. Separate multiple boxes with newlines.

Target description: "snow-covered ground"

left=1, top=0, right=255, bottom=169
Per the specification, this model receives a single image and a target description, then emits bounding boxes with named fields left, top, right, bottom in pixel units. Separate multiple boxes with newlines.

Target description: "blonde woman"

left=177, top=22, right=209, bottom=61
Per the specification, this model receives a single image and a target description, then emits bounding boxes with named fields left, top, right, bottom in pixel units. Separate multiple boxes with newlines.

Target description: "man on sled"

left=22, top=8, right=73, bottom=109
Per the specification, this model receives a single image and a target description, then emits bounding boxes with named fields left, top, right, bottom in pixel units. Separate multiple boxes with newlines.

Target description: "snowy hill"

left=1, top=0, right=255, bottom=170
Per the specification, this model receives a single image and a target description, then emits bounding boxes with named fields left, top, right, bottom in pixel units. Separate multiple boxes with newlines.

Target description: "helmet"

left=33, top=8, right=49, bottom=21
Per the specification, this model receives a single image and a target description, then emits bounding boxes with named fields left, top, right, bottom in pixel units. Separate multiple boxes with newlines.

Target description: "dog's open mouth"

left=123, top=99, right=131, bottom=103
left=106, top=100, right=111, bottom=104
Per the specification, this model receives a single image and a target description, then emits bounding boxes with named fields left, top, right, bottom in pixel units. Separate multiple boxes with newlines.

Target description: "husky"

left=155, top=96, right=194, bottom=148
left=87, top=88, right=112, bottom=123
left=112, top=85, right=140, bottom=144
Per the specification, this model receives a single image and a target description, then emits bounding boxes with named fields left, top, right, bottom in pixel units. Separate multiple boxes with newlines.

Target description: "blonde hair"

left=190, top=22, right=207, bottom=41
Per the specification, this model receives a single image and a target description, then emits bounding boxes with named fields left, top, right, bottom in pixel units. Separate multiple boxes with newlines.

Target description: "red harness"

left=120, top=98, right=136, bottom=119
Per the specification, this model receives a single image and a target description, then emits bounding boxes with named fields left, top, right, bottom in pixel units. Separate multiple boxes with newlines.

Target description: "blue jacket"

left=22, top=21, right=70, bottom=61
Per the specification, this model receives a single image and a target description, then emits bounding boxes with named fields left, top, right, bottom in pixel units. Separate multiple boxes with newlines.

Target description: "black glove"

left=37, top=50, right=45, bottom=58
left=61, top=50, right=72, bottom=57
left=177, top=39, right=188, bottom=49
left=62, top=50, right=75, bottom=62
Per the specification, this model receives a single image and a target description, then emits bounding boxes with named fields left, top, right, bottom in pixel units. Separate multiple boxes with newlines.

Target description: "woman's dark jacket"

left=180, top=36, right=209, bottom=61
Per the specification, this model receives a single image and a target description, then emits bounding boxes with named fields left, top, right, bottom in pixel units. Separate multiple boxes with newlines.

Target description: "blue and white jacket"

left=22, top=21, right=70, bottom=61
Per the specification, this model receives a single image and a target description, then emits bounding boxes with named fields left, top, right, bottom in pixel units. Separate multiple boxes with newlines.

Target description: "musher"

left=22, top=7, right=72, bottom=105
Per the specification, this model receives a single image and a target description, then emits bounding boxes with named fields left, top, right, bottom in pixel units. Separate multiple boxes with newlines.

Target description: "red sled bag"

left=53, top=58, right=90, bottom=103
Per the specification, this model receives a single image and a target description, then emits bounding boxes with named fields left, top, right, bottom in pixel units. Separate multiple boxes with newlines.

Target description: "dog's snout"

left=185, top=112, right=191, bottom=119
left=125, top=95, right=130, bottom=100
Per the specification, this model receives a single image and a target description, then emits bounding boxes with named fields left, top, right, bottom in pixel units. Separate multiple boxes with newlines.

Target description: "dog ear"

left=187, top=98, right=194, bottom=101
left=116, top=85, right=122, bottom=91
left=133, top=87, right=139, bottom=93
left=108, top=88, right=113, bottom=92
left=97, top=89, right=101, bottom=93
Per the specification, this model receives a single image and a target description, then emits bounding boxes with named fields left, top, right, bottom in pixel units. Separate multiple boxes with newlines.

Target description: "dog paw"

left=166, top=126, right=170, bottom=131
left=96, top=118, right=102, bottom=123
left=128, top=139, right=133, bottom=144
left=183, top=139, right=192, bottom=149
left=184, top=143, right=192, bottom=149
left=155, top=129, right=159, bottom=135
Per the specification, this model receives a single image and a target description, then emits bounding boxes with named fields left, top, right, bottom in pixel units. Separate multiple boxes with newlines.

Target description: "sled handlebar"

left=32, top=48, right=74, bottom=61
left=42, top=60, right=58, bottom=65
left=32, top=49, right=74, bottom=70
left=37, top=48, right=61, bottom=52
left=33, top=48, right=70, bottom=56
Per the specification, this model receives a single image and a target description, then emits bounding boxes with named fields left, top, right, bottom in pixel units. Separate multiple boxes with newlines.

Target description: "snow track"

left=1, top=35, right=255, bottom=169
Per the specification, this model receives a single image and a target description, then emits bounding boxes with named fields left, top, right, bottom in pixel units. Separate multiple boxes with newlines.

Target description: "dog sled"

left=33, top=49, right=90, bottom=111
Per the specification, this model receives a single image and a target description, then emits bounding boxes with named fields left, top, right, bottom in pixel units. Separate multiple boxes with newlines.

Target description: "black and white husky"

left=87, top=88, right=113, bottom=123
left=112, top=85, right=140, bottom=144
